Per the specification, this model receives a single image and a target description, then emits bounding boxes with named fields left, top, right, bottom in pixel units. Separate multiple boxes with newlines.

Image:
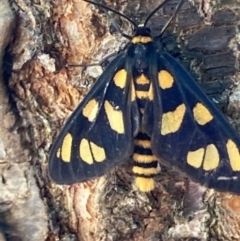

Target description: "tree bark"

left=1, top=0, right=240, bottom=240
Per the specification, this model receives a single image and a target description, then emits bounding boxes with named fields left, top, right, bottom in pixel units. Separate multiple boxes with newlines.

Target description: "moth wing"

left=49, top=53, right=139, bottom=184
left=146, top=52, right=240, bottom=193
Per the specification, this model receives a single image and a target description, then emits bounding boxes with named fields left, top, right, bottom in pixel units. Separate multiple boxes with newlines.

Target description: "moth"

left=49, top=0, right=240, bottom=193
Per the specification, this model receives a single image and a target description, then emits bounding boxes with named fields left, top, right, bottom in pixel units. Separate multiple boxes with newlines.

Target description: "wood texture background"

left=1, top=0, right=240, bottom=240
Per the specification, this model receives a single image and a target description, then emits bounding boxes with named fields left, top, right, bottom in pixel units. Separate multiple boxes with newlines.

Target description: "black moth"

left=49, top=0, right=240, bottom=193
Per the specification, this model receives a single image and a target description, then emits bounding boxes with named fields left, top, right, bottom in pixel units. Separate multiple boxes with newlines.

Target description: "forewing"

left=49, top=53, right=139, bottom=184
left=149, top=51, right=240, bottom=193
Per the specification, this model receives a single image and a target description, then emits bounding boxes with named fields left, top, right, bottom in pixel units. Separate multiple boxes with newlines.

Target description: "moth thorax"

left=134, top=44, right=148, bottom=72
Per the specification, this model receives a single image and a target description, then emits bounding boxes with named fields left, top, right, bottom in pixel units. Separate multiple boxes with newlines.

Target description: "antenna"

left=83, top=0, right=136, bottom=39
left=83, top=0, right=184, bottom=38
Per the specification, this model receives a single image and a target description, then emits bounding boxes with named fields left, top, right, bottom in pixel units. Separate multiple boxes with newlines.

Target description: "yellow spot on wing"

left=134, top=177, right=155, bottom=192
left=203, top=144, right=219, bottom=171
left=90, top=141, right=106, bottom=162
left=80, top=139, right=93, bottom=164
left=187, top=148, right=204, bottom=168
left=158, top=70, right=174, bottom=89
left=193, top=103, right=213, bottom=125
left=131, top=36, right=152, bottom=44
left=61, top=133, right=73, bottom=162
left=136, top=74, right=150, bottom=85
left=161, top=104, right=186, bottom=135
left=82, top=99, right=99, bottom=122
left=104, top=100, right=124, bottom=134
left=113, top=69, right=127, bottom=88
left=80, top=139, right=106, bottom=164
left=226, top=139, right=240, bottom=171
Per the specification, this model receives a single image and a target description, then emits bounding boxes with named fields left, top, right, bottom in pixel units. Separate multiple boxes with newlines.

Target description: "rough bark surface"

left=1, top=0, right=240, bottom=240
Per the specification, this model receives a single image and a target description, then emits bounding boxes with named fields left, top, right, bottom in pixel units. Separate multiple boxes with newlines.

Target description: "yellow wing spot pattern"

left=187, top=144, right=219, bottom=171
left=136, top=74, right=150, bottom=85
left=193, top=103, right=213, bottom=125
left=187, top=148, right=204, bottom=168
left=90, top=141, right=106, bottom=162
left=161, top=104, right=186, bottom=135
left=60, top=133, right=73, bottom=162
left=113, top=69, right=127, bottom=88
left=131, top=36, right=152, bottom=44
left=82, top=99, right=99, bottom=122
left=104, top=100, right=124, bottom=134
left=226, top=139, right=240, bottom=171
left=134, top=177, right=155, bottom=192
left=80, top=138, right=106, bottom=164
left=80, top=139, right=93, bottom=164
left=158, top=70, right=174, bottom=89
left=132, top=153, right=157, bottom=163
left=203, top=144, right=219, bottom=171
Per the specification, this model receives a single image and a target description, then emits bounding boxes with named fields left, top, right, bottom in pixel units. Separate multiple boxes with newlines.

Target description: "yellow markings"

left=193, top=103, right=213, bottom=125
left=148, top=84, right=154, bottom=100
left=161, top=104, right=186, bottom=135
left=187, top=148, right=204, bottom=168
left=131, top=36, right=152, bottom=44
left=104, top=100, right=124, bottom=134
left=80, top=139, right=93, bottom=164
left=134, top=139, right=151, bottom=148
left=136, top=74, right=150, bottom=85
left=134, top=177, right=155, bottom=192
left=80, top=138, right=106, bottom=164
left=131, top=82, right=136, bottom=102
left=133, top=153, right=156, bottom=163
left=187, top=144, right=219, bottom=171
left=132, top=166, right=157, bottom=175
left=134, top=74, right=153, bottom=100
left=113, top=69, right=127, bottom=88
left=203, top=144, right=219, bottom=171
left=136, top=90, right=148, bottom=99
left=158, top=70, right=174, bottom=89
left=89, top=141, right=106, bottom=162
left=61, top=133, right=73, bottom=162
left=135, top=84, right=153, bottom=101
left=226, top=139, right=240, bottom=171
left=82, top=99, right=99, bottom=122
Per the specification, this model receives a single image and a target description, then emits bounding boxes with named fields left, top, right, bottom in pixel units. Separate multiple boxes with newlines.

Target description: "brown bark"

left=1, top=0, right=240, bottom=240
